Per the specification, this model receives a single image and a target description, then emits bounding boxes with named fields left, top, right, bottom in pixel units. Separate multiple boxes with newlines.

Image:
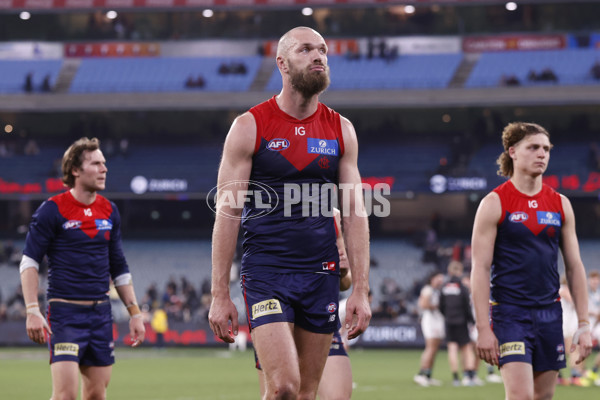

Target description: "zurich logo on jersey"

left=267, top=138, right=289, bottom=151
left=537, top=211, right=561, bottom=227
left=509, top=211, right=528, bottom=223
left=95, top=219, right=113, bottom=230
left=62, top=220, right=82, bottom=230
left=307, top=138, right=338, bottom=156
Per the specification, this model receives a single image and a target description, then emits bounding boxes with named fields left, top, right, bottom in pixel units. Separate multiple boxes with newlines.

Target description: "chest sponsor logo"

left=62, top=220, right=82, bottom=230
left=537, top=211, right=561, bottom=227
left=509, top=211, right=528, bottom=223
left=307, top=138, right=338, bottom=156
left=267, top=138, right=290, bottom=152
left=295, top=126, right=306, bottom=136
left=499, top=341, right=526, bottom=357
left=528, top=200, right=538, bottom=208
left=54, top=342, right=79, bottom=356
left=84, top=208, right=92, bottom=217
left=252, top=299, right=282, bottom=319
left=95, top=219, right=113, bottom=230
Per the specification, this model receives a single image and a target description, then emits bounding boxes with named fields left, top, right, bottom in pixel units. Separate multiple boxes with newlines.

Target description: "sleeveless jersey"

left=23, top=191, right=129, bottom=301
left=491, top=180, right=563, bottom=307
left=241, top=96, right=344, bottom=275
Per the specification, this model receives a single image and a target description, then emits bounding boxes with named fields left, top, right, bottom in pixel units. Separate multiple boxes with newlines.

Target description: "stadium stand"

left=359, top=144, right=450, bottom=191
left=70, top=56, right=262, bottom=93
left=266, top=54, right=464, bottom=91
left=0, top=60, right=63, bottom=94
left=466, top=49, right=600, bottom=88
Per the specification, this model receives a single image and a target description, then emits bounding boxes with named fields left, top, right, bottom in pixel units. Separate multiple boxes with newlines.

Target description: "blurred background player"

left=19, top=137, right=145, bottom=400
left=584, top=270, right=600, bottom=385
left=414, top=271, right=445, bottom=387
left=558, top=276, right=589, bottom=386
left=471, top=122, right=592, bottom=400
left=439, top=260, right=479, bottom=386
left=440, top=260, right=483, bottom=386
left=208, top=26, right=370, bottom=400
left=256, top=208, right=353, bottom=400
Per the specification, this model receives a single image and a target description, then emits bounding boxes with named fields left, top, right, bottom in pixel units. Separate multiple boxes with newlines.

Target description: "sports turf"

left=0, top=347, right=596, bottom=399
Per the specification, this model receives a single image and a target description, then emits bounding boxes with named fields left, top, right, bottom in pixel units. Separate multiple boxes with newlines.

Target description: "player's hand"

left=129, top=315, right=146, bottom=348
left=208, top=295, right=239, bottom=343
left=476, top=326, right=499, bottom=366
left=344, top=290, right=371, bottom=340
left=571, top=324, right=593, bottom=364
left=26, top=308, right=52, bottom=344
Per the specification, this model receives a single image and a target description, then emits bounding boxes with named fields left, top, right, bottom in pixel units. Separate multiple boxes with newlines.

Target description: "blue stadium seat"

left=70, top=56, right=262, bottom=93
left=0, top=60, right=63, bottom=93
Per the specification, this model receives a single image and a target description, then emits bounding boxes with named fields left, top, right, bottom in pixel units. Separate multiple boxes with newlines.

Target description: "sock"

left=424, top=368, right=432, bottom=379
left=452, top=372, right=459, bottom=381
left=487, top=364, right=495, bottom=375
left=593, top=366, right=599, bottom=373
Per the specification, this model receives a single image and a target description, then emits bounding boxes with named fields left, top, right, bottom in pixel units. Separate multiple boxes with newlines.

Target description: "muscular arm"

left=208, top=112, right=255, bottom=343
left=470, top=192, right=501, bottom=365
left=338, top=116, right=371, bottom=339
left=560, top=194, right=593, bottom=363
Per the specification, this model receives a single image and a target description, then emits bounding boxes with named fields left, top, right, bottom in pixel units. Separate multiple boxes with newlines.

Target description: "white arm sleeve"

left=114, top=273, right=133, bottom=287
left=19, top=255, right=39, bottom=274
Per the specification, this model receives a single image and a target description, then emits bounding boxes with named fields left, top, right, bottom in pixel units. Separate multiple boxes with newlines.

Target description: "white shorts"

left=421, top=311, right=445, bottom=340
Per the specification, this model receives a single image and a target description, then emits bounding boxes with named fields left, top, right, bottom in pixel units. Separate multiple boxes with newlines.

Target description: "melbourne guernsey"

left=23, top=190, right=129, bottom=301
left=242, top=96, right=344, bottom=275
left=491, top=180, right=563, bottom=307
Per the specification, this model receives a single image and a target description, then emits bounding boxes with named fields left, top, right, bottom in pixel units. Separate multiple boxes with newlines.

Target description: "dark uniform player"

left=439, top=261, right=477, bottom=386
left=20, top=137, right=145, bottom=400
left=209, top=27, right=370, bottom=400
left=471, top=122, right=592, bottom=400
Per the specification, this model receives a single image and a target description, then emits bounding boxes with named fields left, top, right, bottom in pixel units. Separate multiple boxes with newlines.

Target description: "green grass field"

left=0, top=347, right=597, bottom=399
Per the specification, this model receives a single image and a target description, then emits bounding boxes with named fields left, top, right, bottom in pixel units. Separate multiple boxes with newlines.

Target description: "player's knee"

left=51, top=391, right=78, bottom=400
left=82, top=386, right=107, bottom=400
left=267, top=380, right=300, bottom=399
left=533, top=388, right=555, bottom=400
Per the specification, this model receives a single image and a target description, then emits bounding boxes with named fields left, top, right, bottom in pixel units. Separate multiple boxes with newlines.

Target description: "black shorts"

left=445, top=323, right=471, bottom=347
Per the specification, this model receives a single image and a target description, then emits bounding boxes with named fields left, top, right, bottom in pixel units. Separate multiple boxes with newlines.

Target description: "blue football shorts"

left=47, top=301, right=115, bottom=366
left=491, top=301, right=566, bottom=371
left=242, top=271, right=340, bottom=334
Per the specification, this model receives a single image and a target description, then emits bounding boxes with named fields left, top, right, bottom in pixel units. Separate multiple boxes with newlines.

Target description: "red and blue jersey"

left=491, top=180, right=563, bottom=307
left=241, top=96, right=344, bottom=275
left=23, top=190, right=129, bottom=301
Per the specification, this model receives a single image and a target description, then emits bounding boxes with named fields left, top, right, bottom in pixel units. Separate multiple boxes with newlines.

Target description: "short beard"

left=289, top=63, right=330, bottom=99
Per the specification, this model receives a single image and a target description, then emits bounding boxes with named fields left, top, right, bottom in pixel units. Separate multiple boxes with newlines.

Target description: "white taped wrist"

left=114, top=273, right=132, bottom=287
left=573, top=324, right=591, bottom=345
left=26, top=307, right=51, bottom=331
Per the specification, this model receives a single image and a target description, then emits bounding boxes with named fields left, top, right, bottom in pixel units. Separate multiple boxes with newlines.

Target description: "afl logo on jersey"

left=62, top=220, right=82, bottom=230
left=267, top=138, right=290, bottom=151
left=509, top=211, right=528, bottom=223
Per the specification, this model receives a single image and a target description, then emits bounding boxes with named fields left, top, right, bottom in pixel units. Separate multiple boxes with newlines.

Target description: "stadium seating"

left=466, top=49, right=600, bottom=88
left=0, top=60, right=62, bottom=93
left=359, top=143, right=450, bottom=191
left=70, top=56, right=262, bottom=93
left=265, top=54, right=464, bottom=91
